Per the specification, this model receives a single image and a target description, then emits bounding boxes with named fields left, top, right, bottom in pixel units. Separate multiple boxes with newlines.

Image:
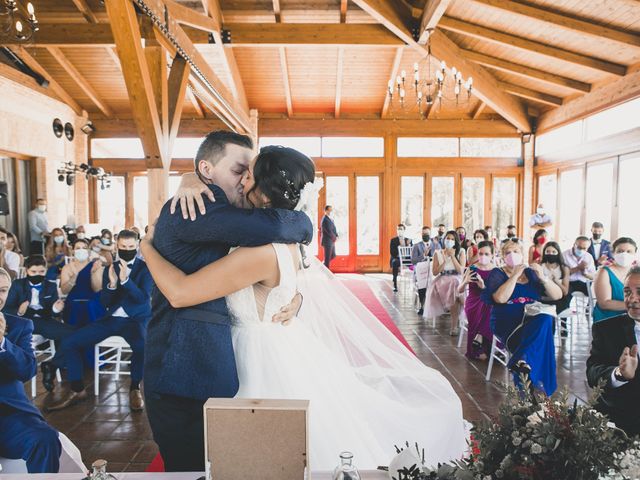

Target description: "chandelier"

left=386, top=29, right=473, bottom=118
left=1, top=1, right=38, bottom=43
left=58, top=162, right=112, bottom=190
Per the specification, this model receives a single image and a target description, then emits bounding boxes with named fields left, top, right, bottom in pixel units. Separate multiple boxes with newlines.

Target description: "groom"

left=145, top=131, right=313, bottom=472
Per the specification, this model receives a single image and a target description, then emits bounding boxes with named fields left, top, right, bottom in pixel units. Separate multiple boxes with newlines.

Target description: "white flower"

left=531, top=443, right=542, bottom=454
left=512, top=437, right=522, bottom=446
left=294, top=178, right=324, bottom=214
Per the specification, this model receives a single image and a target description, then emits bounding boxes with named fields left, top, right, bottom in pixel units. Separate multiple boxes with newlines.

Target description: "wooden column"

left=522, top=136, right=534, bottom=242
left=250, top=109, right=259, bottom=151
left=125, top=174, right=135, bottom=228
left=147, top=167, right=169, bottom=225
left=381, top=133, right=398, bottom=272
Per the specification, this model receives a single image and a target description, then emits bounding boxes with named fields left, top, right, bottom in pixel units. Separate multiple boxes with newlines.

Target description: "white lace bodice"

left=226, top=243, right=298, bottom=326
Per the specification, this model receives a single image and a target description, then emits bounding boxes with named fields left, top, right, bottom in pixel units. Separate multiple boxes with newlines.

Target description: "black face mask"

left=118, top=249, right=137, bottom=262
left=28, top=274, right=45, bottom=285
left=507, top=232, right=516, bottom=238
left=592, top=233, right=602, bottom=240
left=543, top=254, right=560, bottom=264
left=422, top=234, right=430, bottom=242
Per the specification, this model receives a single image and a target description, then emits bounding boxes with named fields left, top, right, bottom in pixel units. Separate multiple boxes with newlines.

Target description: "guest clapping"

left=528, top=228, right=547, bottom=265
left=563, top=236, right=596, bottom=296
left=588, top=221, right=613, bottom=267
left=44, top=228, right=71, bottom=280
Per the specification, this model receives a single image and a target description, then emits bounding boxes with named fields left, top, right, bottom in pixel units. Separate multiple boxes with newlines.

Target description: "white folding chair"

left=17, top=267, right=26, bottom=279
left=457, top=312, right=468, bottom=349
left=94, top=336, right=132, bottom=397
left=398, top=246, right=414, bottom=294
left=485, top=336, right=510, bottom=381
left=30, top=335, right=61, bottom=398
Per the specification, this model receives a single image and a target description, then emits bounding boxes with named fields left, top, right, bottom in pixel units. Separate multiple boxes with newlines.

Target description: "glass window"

left=97, top=176, right=125, bottom=233
left=91, top=138, right=144, bottom=158
left=431, top=177, right=454, bottom=229
left=321, top=137, right=383, bottom=157
left=460, top=138, right=521, bottom=157
left=492, top=177, right=517, bottom=240
left=325, top=176, right=349, bottom=256
left=397, top=137, right=459, bottom=157
left=258, top=137, right=321, bottom=157
left=618, top=155, right=640, bottom=238
left=462, top=177, right=485, bottom=233
left=172, top=137, right=205, bottom=158
left=585, top=162, right=614, bottom=235
left=133, top=176, right=148, bottom=230
left=400, top=176, right=424, bottom=243
left=558, top=169, right=583, bottom=245
left=537, top=173, right=557, bottom=237
left=535, top=121, right=583, bottom=156
left=356, top=176, right=380, bottom=255
left=584, top=97, right=640, bottom=142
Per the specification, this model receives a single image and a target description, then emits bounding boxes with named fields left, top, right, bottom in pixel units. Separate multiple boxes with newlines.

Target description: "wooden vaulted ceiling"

left=4, top=0, right=640, bottom=136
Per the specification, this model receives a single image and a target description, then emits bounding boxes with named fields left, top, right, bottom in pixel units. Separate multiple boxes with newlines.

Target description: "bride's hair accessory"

left=294, top=177, right=324, bottom=213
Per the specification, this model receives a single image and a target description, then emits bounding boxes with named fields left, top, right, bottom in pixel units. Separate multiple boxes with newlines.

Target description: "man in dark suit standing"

left=43, top=230, right=153, bottom=412
left=588, top=221, right=613, bottom=267
left=390, top=224, right=413, bottom=293
left=587, top=266, right=640, bottom=436
left=0, top=267, right=61, bottom=473
left=321, top=205, right=338, bottom=269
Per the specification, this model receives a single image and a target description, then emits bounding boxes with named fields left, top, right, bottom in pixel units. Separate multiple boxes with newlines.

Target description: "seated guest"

left=588, top=221, right=613, bottom=267
left=593, top=237, right=638, bottom=323
left=505, top=224, right=517, bottom=240
left=528, top=228, right=547, bottom=265
left=59, top=239, right=105, bottom=328
left=0, top=227, right=20, bottom=279
left=0, top=267, right=62, bottom=473
left=44, top=228, right=71, bottom=280
left=434, top=224, right=447, bottom=248
left=540, top=241, right=570, bottom=313
left=2, top=255, right=75, bottom=342
left=98, top=229, right=115, bottom=258
left=456, top=226, right=470, bottom=250
left=587, top=266, right=640, bottom=436
left=424, top=231, right=466, bottom=336
left=484, top=225, right=498, bottom=250
left=390, top=224, right=412, bottom=293
left=467, top=229, right=489, bottom=266
left=89, top=237, right=113, bottom=266
left=562, top=236, right=596, bottom=296
left=74, top=225, right=86, bottom=241
left=482, top=238, right=562, bottom=396
left=458, top=240, right=494, bottom=360
left=5, top=230, right=24, bottom=267
left=529, top=203, right=552, bottom=230
left=411, top=226, right=438, bottom=315
left=44, top=230, right=152, bottom=411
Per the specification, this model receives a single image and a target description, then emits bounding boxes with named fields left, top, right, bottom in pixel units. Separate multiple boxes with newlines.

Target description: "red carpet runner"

left=147, top=274, right=412, bottom=472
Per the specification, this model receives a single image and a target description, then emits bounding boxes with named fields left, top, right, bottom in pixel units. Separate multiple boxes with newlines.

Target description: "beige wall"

left=0, top=73, right=89, bottom=229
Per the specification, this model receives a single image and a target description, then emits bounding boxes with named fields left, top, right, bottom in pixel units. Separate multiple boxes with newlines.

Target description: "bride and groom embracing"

left=142, top=131, right=467, bottom=473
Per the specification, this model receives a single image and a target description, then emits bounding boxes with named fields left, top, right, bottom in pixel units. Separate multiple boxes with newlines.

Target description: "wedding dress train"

left=226, top=243, right=467, bottom=471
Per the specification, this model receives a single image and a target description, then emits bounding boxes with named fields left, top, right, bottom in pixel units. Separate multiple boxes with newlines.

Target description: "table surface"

left=0, top=471, right=389, bottom=479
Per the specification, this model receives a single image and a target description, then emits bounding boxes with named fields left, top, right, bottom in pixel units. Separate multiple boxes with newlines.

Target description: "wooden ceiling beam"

left=46, top=46, right=114, bottom=117
left=473, top=0, right=640, bottom=49
left=381, top=46, right=404, bottom=118
left=350, top=0, right=531, bottom=132
left=272, top=0, right=281, bottom=22
left=187, top=85, right=205, bottom=118
left=165, top=0, right=218, bottom=32
left=200, top=0, right=222, bottom=30
left=471, top=101, right=485, bottom=119
left=279, top=47, right=293, bottom=117
left=439, top=16, right=627, bottom=77
left=461, top=49, right=591, bottom=93
left=417, top=0, right=452, bottom=45
left=501, top=82, right=563, bottom=107
left=340, top=0, right=348, bottom=23
left=335, top=46, right=344, bottom=118
left=13, top=47, right=83, bottom=115
left=167, top=55, right=191, bottom=151
left=71, top=0, right=98, bottom=23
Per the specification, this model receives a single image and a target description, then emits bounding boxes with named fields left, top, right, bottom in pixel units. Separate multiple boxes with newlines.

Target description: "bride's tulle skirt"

left=232, top=320, right=468, bottom=471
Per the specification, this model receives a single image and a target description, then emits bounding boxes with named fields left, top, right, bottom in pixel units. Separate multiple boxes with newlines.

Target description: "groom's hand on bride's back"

left=272, top=292, right=303, bottom=326
left=169, top=172, right=215, bottom=221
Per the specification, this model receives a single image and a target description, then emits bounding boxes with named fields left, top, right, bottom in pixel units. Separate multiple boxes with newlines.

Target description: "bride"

left=140, top=146, right=467, bottom=471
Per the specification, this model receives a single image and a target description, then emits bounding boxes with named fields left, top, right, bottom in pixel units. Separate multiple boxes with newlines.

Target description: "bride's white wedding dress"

left=226, top=243, right=467, bottom=471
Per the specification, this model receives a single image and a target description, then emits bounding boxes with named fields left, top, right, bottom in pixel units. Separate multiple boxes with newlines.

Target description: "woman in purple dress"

left=459, top=240, right=494, bottom=359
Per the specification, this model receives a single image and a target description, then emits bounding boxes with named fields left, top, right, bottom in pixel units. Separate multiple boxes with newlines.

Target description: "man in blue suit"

left=2, top=255, right=75, bottom=342
left=43, top=229, right=153, bottom=412
left=321, top=205, right=338, bottom=269
left=588, top=221, right=613, bottom=267
left=0, top=267, right=61, bottom=473
left=145, top=131, right=313, bottom=472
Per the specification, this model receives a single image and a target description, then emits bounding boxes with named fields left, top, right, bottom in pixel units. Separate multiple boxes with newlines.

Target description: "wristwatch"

left=614, top=367, right=628, bottom=382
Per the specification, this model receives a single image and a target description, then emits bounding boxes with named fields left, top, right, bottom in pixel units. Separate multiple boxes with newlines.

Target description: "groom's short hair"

left=194, top=130, right=253, bottom=170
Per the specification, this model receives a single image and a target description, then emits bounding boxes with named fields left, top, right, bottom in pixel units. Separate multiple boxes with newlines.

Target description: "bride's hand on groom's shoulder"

left=169, top=172, right=215, bottom=221
left=272, top=292, right=303, bottom=326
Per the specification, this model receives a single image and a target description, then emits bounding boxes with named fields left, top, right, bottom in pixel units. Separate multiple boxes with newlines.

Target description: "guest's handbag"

left=506, top=302, right=556, bottom=353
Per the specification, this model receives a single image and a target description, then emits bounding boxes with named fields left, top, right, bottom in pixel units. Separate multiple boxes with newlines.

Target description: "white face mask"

left=76, top=233, right=85, bottom=240
left=397, top=230, right=405, bottom=237
left=53, top=235, right=64, bottom=245
left=37, top=205, right=46, bottom=212
left=537, top=208, right=545, bottom=215
left=444, top=239, right=455, bottom=249
left=74, top=249, right=89, bottom=262
left=614, top=252, right=635, bottom=268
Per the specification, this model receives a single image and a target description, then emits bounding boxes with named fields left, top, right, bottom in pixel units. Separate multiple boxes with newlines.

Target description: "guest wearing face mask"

left=89, top=237, right=113, bottom=267
left=459, top=240, right=495, bottom=360
left=562, top=236, right=596, bottom=296
left=505, top=225, right=517, bottom=240
left=528, top=229, right=548, bottom=265
left=44, top=228, right=71, bottom=281
left=588, top=222, right=613, bottom=267
left=482, top=239, right=562, bottom=396
left=99, top=229, right=115, bottom=257
left=529, top=203, right=552, bottom=230
left=593, top=237, right=638, bottom=323
left=59, top=239, right=106, bottom=329
left=540, top=241, right=570, bottom=313
left=69, top=225, right=86, bottom=244
left=435, top=224, right=447, bottom=248
left=456, top=227, right=470, bottom=250
left=467, top=229, right=489, bottom=266
left=411, top=226, right=438, bottom=315
left=28, top=199, right=49, bottom=256
left=390, top=224, right=412, bottom=293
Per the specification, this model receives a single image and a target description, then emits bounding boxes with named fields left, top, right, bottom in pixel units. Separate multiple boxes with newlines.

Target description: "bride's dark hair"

left=247, top=145, right=315, bottom=209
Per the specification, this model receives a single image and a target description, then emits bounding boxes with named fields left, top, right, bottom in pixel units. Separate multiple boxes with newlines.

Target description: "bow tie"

left=30, top=283, right=43, bottom=291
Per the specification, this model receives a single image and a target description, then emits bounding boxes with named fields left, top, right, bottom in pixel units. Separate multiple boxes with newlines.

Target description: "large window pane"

left=397, top=137, right=458, bottom=157
left=258, top=137, right=321, bottom=157
left=322, top=137, right=383, bottom=157
left=133, top=176, right=148, bottom=230
left=535, top=121, right=582, bottom=156
left=558, top=169, right=583, bottom=245
left=618, top=155, right=640, bottom=239
left=325, top=176, right=349, bottom=256
left=98, top=176, right=125, bottom=233
left=356, top=176, right=380, bottom=255
left=462, top=177, right=485, bottom=233
left=492, top=177, right=516, bottom=240
left=584, top=98, right=640, bottom=142
left=585, top=162, right=614, bottom=235
left=400, top=177, right=424, bottom=243
left=431, top=177, right=454, bottom=230
left=537, top=173, right=557, bottom=237
left=460, top=138, right=521, bottom=157
left=91, top=138, right=144, bottom=158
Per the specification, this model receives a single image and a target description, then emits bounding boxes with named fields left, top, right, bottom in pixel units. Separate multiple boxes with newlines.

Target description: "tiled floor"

left=28, top=273, right=593, bottom=472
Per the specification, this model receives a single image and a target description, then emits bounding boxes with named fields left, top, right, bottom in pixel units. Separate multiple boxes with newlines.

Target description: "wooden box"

left=204, top=398, right=309, bottom=480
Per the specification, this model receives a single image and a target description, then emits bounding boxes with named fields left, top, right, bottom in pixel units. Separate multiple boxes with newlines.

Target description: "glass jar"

left=332, top=451, right=361, bottom=480
left=90, top=459, right=117, bottom=479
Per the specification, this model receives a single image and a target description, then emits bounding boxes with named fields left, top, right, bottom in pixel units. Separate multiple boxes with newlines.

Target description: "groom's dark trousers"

left=145, top=184, right=313, bottom=472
